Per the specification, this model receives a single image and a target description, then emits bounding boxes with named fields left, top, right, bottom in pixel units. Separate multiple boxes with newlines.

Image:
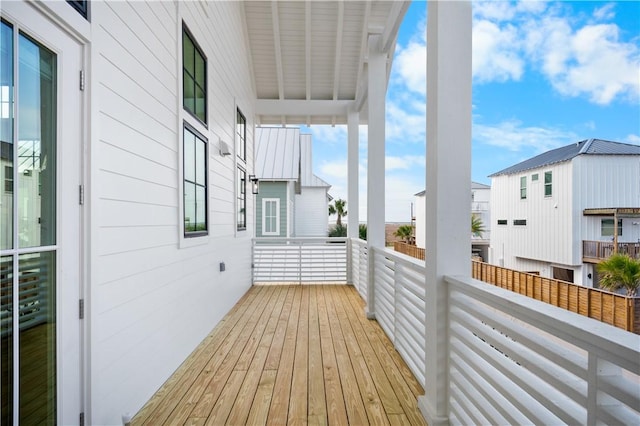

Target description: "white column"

left=417, top=2, right=472, bottom=425
left=366, top=32, right=386, bottom=318
left=347, top=109, right=360, bottom=239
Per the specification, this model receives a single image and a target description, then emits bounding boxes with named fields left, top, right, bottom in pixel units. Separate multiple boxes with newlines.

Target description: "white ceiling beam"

left=239, top=1, right=257, bottom=99
left=331, top=1, right=344, bottom=126
left=332, top=1, right=344, bottom=101
left=381, top=1, right=410, bottom=53
left=271, top=1, right=284, bottom=100
left=353, top=2, right=371, bottom=113
left=255, top=99, right=352, bottom=116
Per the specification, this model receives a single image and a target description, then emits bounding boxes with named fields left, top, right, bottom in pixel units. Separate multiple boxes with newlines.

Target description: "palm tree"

left=328, top=199, right=347, bottom=227
left=359, top=224, right=367, bottom=241
left=472, top=214, right=485, bottom=238
left=394, top=225, right=414, bottom=244
left=597, top=253, right=640, bottom=297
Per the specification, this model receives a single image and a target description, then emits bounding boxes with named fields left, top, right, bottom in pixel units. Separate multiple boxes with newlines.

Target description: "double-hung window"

left=520, top=176, right=527, bottom=199
left=183, top=26, right=206, bottom=123
left=601, top=219, right=622, bottom=237
left=262, top=199, right=280, bottom=236
left=183, top=125, right=208, bottom=237
left=544, top=171, right=552, bottom=197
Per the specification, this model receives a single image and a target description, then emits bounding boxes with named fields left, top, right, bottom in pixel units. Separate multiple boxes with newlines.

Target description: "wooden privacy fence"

left=393, top=242, right=640, bottom=334
left=393, top=241, right=425, bottom=260
left=472, top=261, right=640, bottom=334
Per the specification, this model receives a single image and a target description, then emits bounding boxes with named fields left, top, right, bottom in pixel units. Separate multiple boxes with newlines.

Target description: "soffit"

left=242, top=1, right=409, bottom=126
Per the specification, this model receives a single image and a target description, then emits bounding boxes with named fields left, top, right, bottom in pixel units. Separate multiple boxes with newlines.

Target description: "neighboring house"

left=254, top=127, right=331, bottom=238
left=414, top=182, right=492, bottom=260
left=489, top=138, right=640, bottom=287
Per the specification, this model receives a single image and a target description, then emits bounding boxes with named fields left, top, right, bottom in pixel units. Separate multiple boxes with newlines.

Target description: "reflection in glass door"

left=1, top=19, right=58, bottom=425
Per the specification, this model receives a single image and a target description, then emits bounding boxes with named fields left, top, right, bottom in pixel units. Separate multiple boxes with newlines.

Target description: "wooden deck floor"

left=132, top=285, right=426, bottom=426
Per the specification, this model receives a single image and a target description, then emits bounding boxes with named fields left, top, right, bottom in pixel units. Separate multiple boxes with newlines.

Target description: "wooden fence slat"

left=394, top=247, right=639, bottom=334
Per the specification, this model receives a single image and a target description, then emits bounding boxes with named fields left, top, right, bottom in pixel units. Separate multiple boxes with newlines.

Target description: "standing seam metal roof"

left=488, top=139, right=640, bottom=177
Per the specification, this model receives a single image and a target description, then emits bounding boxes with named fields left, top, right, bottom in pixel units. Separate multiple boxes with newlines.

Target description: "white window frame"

left=601, top=219, right=623, bottom=237
left=544, top=171, right=552, bottom=197
left=262, top=198, right=280, bottom=236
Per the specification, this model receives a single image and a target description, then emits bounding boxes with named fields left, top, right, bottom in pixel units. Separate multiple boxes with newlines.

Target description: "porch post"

left=347, top=109, right=360, bottom=285
left=418, top=1, right=472, bottom=425
left=366, top=32, right=386, bottom=318
left=347, top=109, right=360, bottom=240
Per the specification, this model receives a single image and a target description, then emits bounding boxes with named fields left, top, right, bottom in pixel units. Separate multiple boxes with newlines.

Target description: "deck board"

left=132, top=285, right=426, bottom=426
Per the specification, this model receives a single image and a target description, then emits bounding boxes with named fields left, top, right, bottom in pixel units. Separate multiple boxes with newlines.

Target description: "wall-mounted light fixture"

left=219, top=140, right=232, bottom=157
left=249, top=175, right=259, bottom=194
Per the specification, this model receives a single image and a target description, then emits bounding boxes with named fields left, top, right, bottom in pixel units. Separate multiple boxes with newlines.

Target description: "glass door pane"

left=1, top=25, right=58, bottom=425
left=18, top=251, right=56, bottom=425
left=17, top=33, right=56, bottom=248
left=1, top=255, right=13, bottom=425
left=1, top=20, right=14, bottom=251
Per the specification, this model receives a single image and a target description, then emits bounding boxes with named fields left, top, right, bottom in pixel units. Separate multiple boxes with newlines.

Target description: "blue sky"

left=309, top=1, right=640, bottom=223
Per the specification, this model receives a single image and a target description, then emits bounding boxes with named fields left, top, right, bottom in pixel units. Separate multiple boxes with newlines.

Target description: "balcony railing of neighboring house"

left=583, top=240, right=640, bottom=262
left=252, top=237, right=348, bottom=284
left=348, top=239, right=640, bottom=424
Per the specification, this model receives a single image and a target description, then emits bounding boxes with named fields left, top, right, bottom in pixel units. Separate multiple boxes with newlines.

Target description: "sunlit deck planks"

left=132, top=285, right=426, bottom=425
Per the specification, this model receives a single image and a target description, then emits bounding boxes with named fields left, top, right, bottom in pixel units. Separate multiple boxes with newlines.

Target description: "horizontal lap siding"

left=91, top=2, right=255, bottom=424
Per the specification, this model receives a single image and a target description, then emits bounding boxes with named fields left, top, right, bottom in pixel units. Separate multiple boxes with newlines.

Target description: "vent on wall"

left=219, top=140, right=232, bottom=157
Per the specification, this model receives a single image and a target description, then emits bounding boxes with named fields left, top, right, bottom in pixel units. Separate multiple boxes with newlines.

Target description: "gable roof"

left=255, top=127, right=300, bottom=180
left=489, top=139, right=640, bottom=177
left=254, top=127, right=332, bottom=189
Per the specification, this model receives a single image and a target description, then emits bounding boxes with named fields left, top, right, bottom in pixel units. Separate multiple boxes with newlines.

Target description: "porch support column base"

left=365, top=309, right=376, bottom=320
left=417, top=396, right=449, bottom=426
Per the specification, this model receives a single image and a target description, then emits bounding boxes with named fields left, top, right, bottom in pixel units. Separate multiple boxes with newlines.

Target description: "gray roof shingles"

left=489, top=139, right=640, bottom=177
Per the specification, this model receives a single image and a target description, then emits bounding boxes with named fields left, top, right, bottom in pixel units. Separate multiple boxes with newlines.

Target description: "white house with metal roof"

left=489, top=138, right=640, bottom=287
left=414, top=182, right=491, bottom=260
left=254, top=127, right=331, bottom=238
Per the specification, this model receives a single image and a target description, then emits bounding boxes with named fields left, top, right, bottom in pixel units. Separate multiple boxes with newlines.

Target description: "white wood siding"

left=490, top=162, right=574, bottom=272
left=574, top=155, right=640, bottom=244
left=295, top=187, right=329, bottom=236
left=90, top=2, right=255, bottom=423
left=491, top=154, right=640, bottom=285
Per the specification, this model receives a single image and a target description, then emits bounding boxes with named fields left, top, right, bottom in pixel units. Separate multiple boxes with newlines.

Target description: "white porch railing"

left=347, top=238, right=640, bottom=425
left=349, top=238, right=368, bottom=298
left=252, top=237, right=347, bottom=284
left=447, top=275, right=640, bottom=425
left=251, top=237, right=640, bottom=423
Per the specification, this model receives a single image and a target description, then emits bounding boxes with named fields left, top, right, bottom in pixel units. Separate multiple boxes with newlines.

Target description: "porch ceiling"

left=242, top=1, right=410, bottom=126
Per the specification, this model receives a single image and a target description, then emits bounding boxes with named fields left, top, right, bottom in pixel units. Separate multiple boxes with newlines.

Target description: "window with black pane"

left=183, top=26, right=206, bottom=124
left=183, top=125, right=208, bottom=236
left=237, top=167, right=246, bottom=231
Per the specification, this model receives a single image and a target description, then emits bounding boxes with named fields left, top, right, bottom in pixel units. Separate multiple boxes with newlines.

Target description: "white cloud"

left=626, top=134, right=640, bottom=145
left=473, top=20, right=524, bottom=82
left=593, top=3, right=616, bottom=21
left=394, top=39, right=426, bottom=97
left=474, top=120, right=577, bottom=153
left=560, top=24, right=639, bottom=104
left=386, top=155, right=426, bottom=172
left=470, top=1, right=640, bottom=105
